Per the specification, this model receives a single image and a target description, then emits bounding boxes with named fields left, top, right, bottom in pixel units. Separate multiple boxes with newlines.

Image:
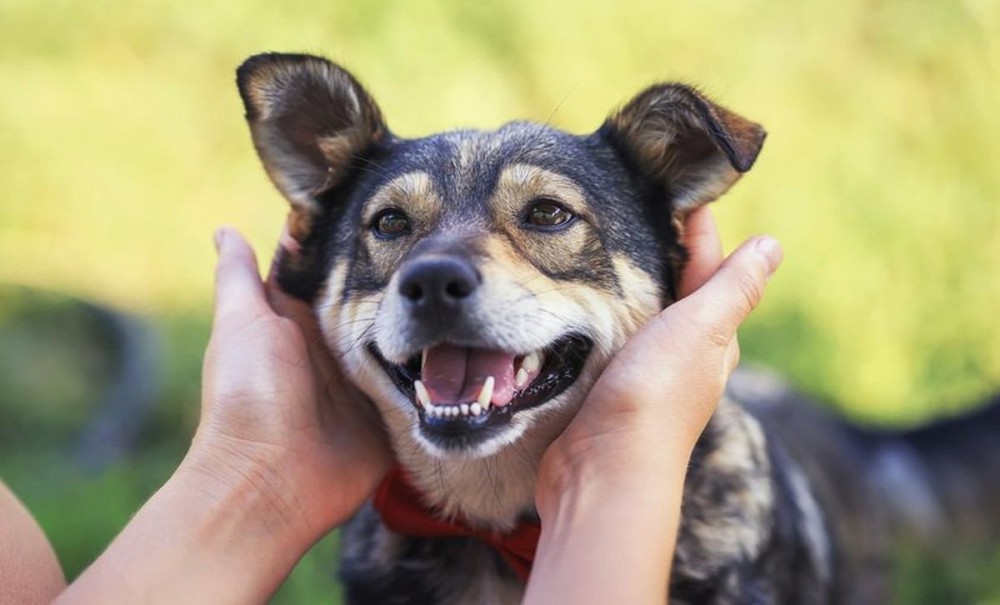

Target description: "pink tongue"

left=421, top=344, right=517, bottom=406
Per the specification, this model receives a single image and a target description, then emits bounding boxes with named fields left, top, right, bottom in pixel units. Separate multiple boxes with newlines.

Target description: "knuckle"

left=735, top=268, right=765, bottom=311
left=705, top=325, right=732, bottom=350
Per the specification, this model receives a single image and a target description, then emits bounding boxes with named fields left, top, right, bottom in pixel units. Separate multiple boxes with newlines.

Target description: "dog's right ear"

left=237, top=53, right=388, bottom=241
left=601, top=84, right=765, bottom=216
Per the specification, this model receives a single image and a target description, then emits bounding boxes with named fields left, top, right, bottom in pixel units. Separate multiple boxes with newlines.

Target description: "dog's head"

left=237, top=53, right=763, bottom=483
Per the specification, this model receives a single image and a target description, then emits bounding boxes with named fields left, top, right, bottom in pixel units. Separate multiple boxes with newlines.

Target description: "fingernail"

left=755, top=236, right=783, bottom=276
left=213, top=228, right=226, bottom=253
left=279, top=230, right=301, bottom=256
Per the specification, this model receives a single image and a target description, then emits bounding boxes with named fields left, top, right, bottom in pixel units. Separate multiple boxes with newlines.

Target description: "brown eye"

left=373, top=209, right=411, bottom=238
left=526, top=200, right=574, bottom=230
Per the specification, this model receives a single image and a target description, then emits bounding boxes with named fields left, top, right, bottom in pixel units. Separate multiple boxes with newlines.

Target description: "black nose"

left=398, top=256, right=480, bottom=313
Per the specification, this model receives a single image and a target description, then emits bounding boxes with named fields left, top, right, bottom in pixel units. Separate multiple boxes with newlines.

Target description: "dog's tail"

left=869, top=394, right=1000, bottom=549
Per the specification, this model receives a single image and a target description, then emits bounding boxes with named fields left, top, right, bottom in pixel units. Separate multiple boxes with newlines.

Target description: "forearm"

left=525, top=454, right=690, bottom=605
left=0, top=481, right=66, bottom=604
left=56, top=455, right=319, bottom=605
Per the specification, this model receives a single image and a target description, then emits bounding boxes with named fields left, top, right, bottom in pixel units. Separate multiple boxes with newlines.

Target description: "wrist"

left=536, top=431, right=693, bottom=522
left=57, top=452, right=318, bottom=605
left=178, top=435, right=326, bottom=550
left=527, top=456, right=687, bottom=605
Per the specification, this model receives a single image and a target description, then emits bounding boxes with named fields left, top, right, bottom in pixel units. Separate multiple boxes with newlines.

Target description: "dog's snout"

left=398, top=256, right=480, bottom=313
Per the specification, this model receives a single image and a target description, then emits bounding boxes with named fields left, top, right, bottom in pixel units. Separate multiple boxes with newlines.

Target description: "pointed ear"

left=236, top=53, right=388, bottom=240
left=602, top=83, right=765, bottom=214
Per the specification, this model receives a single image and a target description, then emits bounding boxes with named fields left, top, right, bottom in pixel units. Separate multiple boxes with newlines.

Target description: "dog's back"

left=715, top=370, right=1000, bottom=603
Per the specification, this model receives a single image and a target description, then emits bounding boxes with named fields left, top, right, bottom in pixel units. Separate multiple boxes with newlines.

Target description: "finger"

left=267, top=283, right=319, bottom=336
left=677, top=235, right=782, bottom=347
left=213, top=227, right=269, bottom=321
left=266, top=217, right=303, bottom=285
left=679, top=207, right=725, bottom=297
left=723, top=336, right=741, bottom=376
left=265, top=281, right=342, bottom=380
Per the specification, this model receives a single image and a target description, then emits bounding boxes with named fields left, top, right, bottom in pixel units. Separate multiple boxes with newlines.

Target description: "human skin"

left=526, top=208, right=782, bottom=604
left=54, top=229, right=392, bottom=604
left=0, top=207, right=780, bottom=604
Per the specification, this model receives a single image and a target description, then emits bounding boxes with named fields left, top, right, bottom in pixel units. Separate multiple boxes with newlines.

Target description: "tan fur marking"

left=489, top=164, right=600, bottom=277
left=361, top=171, right=440, bottom=225
left=361, top=171, right=443, bottom=280
left=676, top=398, right=774, bottom=578
left=611, top=255, right=663, bottom=329
left=287, top=208, right=313, bottom=243
left=319, top=170, right=661, bottom=528
left=491, top=164, right=594, bottom=222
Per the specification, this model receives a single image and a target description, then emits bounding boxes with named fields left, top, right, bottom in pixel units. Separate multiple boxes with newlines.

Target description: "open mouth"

left=368, top=334, right=593, bottom=444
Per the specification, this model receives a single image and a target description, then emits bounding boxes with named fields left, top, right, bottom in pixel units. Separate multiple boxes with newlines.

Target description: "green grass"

left=2, top=1, right=999, bottom=602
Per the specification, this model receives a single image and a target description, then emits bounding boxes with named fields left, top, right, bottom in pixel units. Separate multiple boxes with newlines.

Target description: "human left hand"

left=188, top=226, right=391, bottom=542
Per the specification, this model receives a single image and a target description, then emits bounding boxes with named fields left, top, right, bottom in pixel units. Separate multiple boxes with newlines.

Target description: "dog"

left=235, top=53, right=1000, bottom=604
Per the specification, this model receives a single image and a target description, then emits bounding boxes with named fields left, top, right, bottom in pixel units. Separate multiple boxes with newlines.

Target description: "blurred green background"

left=1, top=0, right=998, bottom=602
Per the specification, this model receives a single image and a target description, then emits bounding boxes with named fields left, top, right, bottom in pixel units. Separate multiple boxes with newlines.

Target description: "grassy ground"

left=2, top=1, right=999, bottom=602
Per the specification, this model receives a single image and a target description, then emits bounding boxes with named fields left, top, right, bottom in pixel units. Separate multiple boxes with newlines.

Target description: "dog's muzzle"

left=368, top=254, right=594, bottom=450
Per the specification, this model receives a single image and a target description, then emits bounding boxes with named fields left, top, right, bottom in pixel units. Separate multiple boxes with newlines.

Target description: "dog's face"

left=237, top=54, right=764, bottom=469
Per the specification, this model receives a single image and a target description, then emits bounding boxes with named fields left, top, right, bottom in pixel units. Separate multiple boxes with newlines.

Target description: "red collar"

left=372, top=465, right=541, bottom=583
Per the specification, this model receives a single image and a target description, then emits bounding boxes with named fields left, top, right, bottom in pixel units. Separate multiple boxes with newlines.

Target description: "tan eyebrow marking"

left=361, top=171, right=442, bottom=225
left=489, top=163, right=592, bottom=222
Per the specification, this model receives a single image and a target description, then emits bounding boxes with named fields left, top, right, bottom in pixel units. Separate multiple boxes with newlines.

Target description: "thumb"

left=213, top=227, right=269, bottom=322
left=674, top=235, right=783, bottom=347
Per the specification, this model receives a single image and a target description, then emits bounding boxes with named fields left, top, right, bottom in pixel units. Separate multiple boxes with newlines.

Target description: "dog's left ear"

left=602, top=83, right=765, bottom=215
left=236, top=53, right=389, bottom=241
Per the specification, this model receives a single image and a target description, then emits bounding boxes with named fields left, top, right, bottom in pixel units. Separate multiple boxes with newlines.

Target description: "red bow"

left=372, top=465, right=541, bottom=583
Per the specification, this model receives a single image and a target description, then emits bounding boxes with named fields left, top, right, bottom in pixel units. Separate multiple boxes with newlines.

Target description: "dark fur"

left=236, top=53, right=1000, bottom=604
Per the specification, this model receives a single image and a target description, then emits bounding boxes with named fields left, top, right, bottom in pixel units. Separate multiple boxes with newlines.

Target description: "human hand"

left=186, top=226, right=391, bottom=544
left=57, top=227, right=392, bottom=604
left=526, top=208, right=781, bottom=604
left=536, top=208, right=781, bottom=502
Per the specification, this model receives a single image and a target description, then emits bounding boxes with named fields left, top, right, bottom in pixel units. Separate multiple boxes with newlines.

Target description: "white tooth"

left=449, top=406, right=459, bottom=418
left=428, top=404, right=439, bottom=417
left=477, top=376, right=495, bottom=408
left=414, top=380, right=431, bottom=408
left=460, top=403, right=470, bottom=416
left=514, top=367, right=529, bottom=389
left=421, top=348, right=429, bottom=371
left=470, top=402, right=482, bottom=416
left=522, top=351, right=542, bottom=374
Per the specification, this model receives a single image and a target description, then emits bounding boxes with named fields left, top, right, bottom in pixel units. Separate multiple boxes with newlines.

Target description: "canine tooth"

left=470, top=402, right=482, bottom=416
left=460, top=403, right=470, bottom=416
left=414, top=380, right=431, bottom=408
left=514, top=367, right=529, bottom=389
left=522, top=351, right=542, bottom=374
left=421, top=348, right=428, bottom=371
left=477, top=376, right=495, bottom=408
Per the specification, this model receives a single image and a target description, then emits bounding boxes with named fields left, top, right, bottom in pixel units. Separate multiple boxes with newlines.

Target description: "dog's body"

left=236, top=53, right=1000, bottom=604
